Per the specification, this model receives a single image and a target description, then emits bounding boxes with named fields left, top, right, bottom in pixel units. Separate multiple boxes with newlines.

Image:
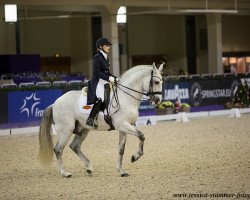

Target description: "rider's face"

left=102, top=44, right=111, bottom=53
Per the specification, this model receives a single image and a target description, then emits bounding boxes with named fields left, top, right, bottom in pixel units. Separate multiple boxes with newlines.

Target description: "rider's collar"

left=100, top=50, right=108, bottom=60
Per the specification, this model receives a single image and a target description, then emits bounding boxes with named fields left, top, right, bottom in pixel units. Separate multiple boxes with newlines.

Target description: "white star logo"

left=20, top=93, right=41, bottom=117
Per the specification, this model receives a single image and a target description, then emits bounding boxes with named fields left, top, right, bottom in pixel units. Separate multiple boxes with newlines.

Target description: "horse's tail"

left=38, top=105, right=54, bottom=166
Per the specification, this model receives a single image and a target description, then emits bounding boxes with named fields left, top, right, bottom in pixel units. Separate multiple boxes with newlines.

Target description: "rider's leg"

left=86, top=98, right=102, bottom=129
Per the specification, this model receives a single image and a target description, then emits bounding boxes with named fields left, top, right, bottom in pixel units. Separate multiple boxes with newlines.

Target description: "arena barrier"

left=135, top=108, right=250, bottom=126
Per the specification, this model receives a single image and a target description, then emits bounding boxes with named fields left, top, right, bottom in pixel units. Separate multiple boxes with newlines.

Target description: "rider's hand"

left=109, top=76, right=115, bottom=83
left=109, top=76, right=119, bottom=83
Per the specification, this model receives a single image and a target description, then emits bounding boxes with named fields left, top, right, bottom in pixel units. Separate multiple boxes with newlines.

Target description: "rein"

left=108, top=70, right=162, bottom=115
left=116, top=82, right=150, bottom=101
left=116, top=70, right=162, bottom=101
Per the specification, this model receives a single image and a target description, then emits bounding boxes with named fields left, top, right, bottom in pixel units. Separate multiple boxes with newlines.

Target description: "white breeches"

left=96, top=79, right=108, bottom=102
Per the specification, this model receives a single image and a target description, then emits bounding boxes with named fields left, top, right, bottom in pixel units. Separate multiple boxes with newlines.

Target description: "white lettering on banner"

left=35, top=108, right=44, bottom=117
left=164, top=85, right=189, bottom=100
left=201, top=89, right=231, bottom=98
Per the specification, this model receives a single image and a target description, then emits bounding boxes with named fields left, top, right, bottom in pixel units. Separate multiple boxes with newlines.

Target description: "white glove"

left=109, top=76, right=119, bottom=83
left=109, top=76, right=115, bottom=83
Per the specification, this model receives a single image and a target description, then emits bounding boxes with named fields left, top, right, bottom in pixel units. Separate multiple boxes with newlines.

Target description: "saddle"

left=80, top=83, right=115, bottom=131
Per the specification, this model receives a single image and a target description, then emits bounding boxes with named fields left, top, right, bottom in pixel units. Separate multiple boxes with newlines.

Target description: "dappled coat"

left=87, top=51, right=113, bottom=104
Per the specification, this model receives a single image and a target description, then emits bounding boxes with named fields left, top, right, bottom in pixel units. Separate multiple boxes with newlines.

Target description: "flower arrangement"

left=158, top=101, right=174, bottom=109
left=156, top=100, right=190, bottom=115
left=179, top=103, right=190, bottom=113
left=156, top=101, right=175, bottom=115
left=225, top=82, right=250, bottom=109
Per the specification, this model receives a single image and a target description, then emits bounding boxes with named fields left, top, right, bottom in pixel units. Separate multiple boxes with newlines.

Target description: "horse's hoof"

left=121, top=173, right=129, bottom=177
left=86, top=169, right=92, bottom=174
left=131, top=155, right=136, bottom=163
left=63, top=173, right=72, bottom=178
left=66, top=174, right=72, bottom=178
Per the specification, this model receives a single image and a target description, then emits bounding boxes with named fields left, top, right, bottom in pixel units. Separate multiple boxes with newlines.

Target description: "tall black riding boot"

left=103, top=83, right=115, bottom=131
left=104, top=83, right=110, bottom=110
left=86, top=98, right=102, bottom=129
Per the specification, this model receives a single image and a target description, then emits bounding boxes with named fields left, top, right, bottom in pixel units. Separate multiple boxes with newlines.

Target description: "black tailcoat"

left=87, top=51, right=112, bottom=104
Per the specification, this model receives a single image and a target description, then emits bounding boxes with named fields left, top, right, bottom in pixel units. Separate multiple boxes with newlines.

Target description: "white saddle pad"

left=78, top=80, right=109, bottom=115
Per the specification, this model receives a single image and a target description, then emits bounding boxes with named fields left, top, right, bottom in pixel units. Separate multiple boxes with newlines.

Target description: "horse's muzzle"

left=151, top=95, right=161, bottom=106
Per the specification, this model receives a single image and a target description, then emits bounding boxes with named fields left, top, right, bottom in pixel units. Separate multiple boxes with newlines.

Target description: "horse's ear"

left=158, top=62, right=165, bottom=72
left=152, top=62, right=157, bottom=70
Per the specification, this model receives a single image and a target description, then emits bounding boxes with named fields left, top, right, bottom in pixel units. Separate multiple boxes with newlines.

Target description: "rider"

left=86, top=37, right=118, bottom=129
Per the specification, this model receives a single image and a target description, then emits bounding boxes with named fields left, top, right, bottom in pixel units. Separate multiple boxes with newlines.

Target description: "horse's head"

left=143, top=62, right=164, bottom=106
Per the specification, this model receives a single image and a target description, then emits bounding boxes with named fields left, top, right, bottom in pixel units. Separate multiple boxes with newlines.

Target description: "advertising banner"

left=163, top=79, right=241, bottom=107
left=163, top=81, right=191, bottom=104
left=8, top=89, right=62, bottom=123
left=0, top=92, right=8, bottom=124
left=189, top=79, right=240, bottom=107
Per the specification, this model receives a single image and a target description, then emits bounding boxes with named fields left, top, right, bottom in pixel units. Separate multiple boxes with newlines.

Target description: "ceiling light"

left=5, top=4, right=17, bottom=22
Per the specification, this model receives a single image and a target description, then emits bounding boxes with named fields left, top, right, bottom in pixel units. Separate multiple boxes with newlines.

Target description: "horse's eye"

left=154, top=81, right=160, bottom=85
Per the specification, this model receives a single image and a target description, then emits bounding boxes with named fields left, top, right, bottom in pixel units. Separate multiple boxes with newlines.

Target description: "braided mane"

left=120, top=65, right=152, bottom=79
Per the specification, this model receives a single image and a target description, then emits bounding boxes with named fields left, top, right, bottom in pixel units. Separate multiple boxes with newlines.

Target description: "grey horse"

left=39, top=63, right=164, bottom=177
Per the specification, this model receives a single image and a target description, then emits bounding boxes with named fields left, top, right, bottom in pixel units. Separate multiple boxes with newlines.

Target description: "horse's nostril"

left=155, top=97, right=160, bottom=105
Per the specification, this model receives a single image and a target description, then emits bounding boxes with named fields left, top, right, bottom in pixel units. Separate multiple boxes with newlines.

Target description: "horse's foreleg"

left=119, top=122, right=145, bottom=163
left=54, top=129, right=73, bottom=178
left=69, top=129, right=94, bottom=174
left=116, top=131, right=129, bottom=177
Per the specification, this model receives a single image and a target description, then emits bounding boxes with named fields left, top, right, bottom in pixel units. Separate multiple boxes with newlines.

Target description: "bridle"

left=114, top=70, right=163, bottom=102
left=148, top=70, right=163, bottom=99
left=109, top=69, right=163, bottom=115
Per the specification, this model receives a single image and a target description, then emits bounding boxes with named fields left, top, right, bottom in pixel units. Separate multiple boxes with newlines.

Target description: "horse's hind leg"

left=69, top=129, right=94, bottom=174
left=116, top=131, right=129, bottom=177
left=54, top=129, right=73, bottom=178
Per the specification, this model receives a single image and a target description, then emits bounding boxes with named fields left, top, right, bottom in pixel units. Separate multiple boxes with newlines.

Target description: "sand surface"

left=0, top=115, right=250, bottom=200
